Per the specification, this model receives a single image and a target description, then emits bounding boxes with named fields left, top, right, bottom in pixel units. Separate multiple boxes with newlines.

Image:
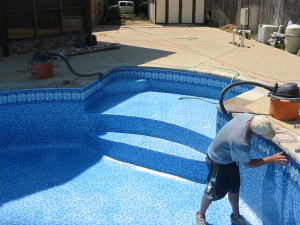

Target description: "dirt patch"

left=220, top=24, right=239, bottom=33
left=122, top=18, right=153, bottom=25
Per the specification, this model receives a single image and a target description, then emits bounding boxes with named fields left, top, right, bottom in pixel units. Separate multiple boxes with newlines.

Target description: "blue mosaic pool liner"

left=0, top=67, right=299, bottom=224
left=0, top=68, right=251, bottom=107
left=0, top=68, right=298, bottom=192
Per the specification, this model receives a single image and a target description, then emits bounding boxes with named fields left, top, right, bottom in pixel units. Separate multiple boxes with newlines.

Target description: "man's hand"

left=270, top=152, right=289, bottom=166
left=244, top=151, right=289, bottom=168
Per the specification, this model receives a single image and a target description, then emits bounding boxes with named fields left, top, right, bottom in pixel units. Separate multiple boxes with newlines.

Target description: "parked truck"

left=110, top=1, right=134, bottom=14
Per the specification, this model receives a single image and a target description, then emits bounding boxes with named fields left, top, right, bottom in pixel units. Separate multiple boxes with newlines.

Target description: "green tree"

left=109, top=0, right=119, bottom=6
left=134, top=0, right=141, bottom=14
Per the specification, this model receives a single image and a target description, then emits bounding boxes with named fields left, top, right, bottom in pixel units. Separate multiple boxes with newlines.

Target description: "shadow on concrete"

left=0, top=42, right=176, bottom=91
left=93, top=25, right=122, bottom=32
left=48, top=42, right=176, bottom=74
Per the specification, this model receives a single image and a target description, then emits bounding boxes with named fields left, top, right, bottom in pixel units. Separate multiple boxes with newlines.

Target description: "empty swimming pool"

left=0, top=68, right=299, bottom=225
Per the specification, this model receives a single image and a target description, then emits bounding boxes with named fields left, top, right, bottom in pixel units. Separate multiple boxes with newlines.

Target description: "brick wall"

left=8, top=33, right=87, bottom=55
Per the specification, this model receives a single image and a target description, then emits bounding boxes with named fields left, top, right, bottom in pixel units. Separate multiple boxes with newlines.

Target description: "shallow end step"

left=99, top=132, right=205, bottom=161
left=94, top=132, right=208, bottom=183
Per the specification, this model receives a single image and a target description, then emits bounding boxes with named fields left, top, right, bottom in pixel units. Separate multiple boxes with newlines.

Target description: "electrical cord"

left=127, top=27, right=240, bottom=81
left=126, top=27, right=240, bottom=104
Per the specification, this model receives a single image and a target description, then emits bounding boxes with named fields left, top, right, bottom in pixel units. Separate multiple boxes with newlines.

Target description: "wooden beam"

left=84, top=0, right=92, bottom=34
left=0, top=0, right=9, bottom=56
left=165, top=0, right=169, bottom=23
left=179, top=0, right=182, bottom=23
left=65, top=43, right=121, bottom=56
left=155, top=0, right=157, bottom=23
left=192, top=0, right=196, bottom=24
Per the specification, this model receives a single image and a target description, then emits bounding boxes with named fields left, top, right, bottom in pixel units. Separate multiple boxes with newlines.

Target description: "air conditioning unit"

left=257, top=24, right=278, bottom=44
left=240, top=8, right=249, bottom=26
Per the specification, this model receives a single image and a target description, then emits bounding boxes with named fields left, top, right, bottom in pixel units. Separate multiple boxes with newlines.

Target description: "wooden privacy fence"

left=205, top=0, right=300, bottom=34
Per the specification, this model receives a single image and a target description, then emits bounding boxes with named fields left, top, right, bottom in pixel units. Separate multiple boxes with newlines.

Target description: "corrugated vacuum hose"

left=30, top=52, right=103, bottom=78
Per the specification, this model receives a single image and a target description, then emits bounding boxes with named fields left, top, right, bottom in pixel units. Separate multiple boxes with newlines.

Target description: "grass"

left=122, top=13, right=149, bottom=21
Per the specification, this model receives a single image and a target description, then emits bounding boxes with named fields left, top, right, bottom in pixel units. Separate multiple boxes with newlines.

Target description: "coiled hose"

left=219, top=81, right=275, bottom=119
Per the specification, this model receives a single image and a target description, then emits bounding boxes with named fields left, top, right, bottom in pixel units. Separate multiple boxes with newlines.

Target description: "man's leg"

left=228, top=162, right=241, bottom=217
left=228, top=192, right=240, bottom=217
left=228, top=192, right=246, bottom=225
left=198, top=194, right=212, bottom=216
left=196, top=195, right=212, bottom=225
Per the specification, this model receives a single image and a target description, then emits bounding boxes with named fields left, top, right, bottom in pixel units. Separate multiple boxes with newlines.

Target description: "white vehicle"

left=118, top=1, right=134, bottom=14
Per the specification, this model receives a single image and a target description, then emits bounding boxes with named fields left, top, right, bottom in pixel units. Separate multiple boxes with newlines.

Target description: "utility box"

left=240, top=8, right=249, bottom=26
left=257, top=24, right=278, bottom=44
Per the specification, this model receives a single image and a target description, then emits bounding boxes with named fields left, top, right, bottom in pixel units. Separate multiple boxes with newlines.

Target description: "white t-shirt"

left=207, top=113, right=253, bottom=164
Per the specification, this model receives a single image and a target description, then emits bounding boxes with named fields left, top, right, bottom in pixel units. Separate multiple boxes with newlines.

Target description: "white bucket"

left=285, top=24, right=300, bottom=54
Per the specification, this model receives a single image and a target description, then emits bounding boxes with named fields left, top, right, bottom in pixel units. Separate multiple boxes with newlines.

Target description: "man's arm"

left=244, top=152, right=289, bottom=168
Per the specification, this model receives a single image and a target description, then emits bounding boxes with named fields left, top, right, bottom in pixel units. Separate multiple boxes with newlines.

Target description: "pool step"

left=95, top=131, right=208, bottom=183
left=87, top=90, right=218, bottom=139
left=90, top=113, right=212, bottom=154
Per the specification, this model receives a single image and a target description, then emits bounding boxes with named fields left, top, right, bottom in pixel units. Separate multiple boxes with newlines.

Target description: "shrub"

left=108, top=6, right=122, bottom=21
left=138, top=2, right=148, bottom=16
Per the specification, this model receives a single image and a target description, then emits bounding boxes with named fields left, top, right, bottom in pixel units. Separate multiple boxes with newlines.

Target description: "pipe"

left=241, top=32, right=245, bottom=47
left=232, top=29, right=251, bottom=47
left=49, top=53, right=103, bottom=78
left=219, top=81, right=275, bottom=119
left=233, top=29, right=237, bottom=44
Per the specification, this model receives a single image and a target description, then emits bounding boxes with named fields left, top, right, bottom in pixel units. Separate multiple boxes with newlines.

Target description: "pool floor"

left=1, top=153, right=258, bottom=225
left=0, top=91, right=260, bottom=224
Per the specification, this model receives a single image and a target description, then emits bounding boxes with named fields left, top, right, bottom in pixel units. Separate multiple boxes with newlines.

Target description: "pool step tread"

left=95, top=131, right=208, bottom=183
left=99, top=132, right=205, bottom=161
left=88, top=91, right=218, bottom=139
left=90, top=114, right=213, bottom=154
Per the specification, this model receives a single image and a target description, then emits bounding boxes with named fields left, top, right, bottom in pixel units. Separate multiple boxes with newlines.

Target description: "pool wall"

left=0, top=68, right=250, bottom=153
left=0, top=68, right=299, bottom=224
left=84, top=68, right=251, bottom=111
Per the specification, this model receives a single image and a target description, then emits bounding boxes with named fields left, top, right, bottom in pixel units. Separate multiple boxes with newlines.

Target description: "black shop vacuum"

left=219, top=81, right=300, bottom=121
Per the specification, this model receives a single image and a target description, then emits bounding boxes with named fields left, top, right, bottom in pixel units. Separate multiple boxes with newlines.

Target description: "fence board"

left=206, top=0, right=300, bottom=34
left=248, top=0, right=259, bottom=31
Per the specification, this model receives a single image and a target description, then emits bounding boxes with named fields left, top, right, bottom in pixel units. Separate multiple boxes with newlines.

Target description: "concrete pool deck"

left=0, top=24, right=300, bottom=163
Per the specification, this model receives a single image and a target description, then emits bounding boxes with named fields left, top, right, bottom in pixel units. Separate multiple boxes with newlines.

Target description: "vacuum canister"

left=269, top=83, right=300, bottom=120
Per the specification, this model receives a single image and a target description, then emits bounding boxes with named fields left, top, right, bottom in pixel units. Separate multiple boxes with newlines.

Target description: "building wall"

left=168, top=0, right=180, bottom=23
left=8, top=33, right=86, bottom=55
left=156, top=0, right=167, bottom=23
left=151, top=0, right=205, bottom=24
left=148, top=0, right=156, bottom=23
left=0, top=0, right=96, bottom=57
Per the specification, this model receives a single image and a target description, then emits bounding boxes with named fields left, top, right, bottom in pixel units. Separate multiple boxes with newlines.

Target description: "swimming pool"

left=0, top=68, right=299, bottom=224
